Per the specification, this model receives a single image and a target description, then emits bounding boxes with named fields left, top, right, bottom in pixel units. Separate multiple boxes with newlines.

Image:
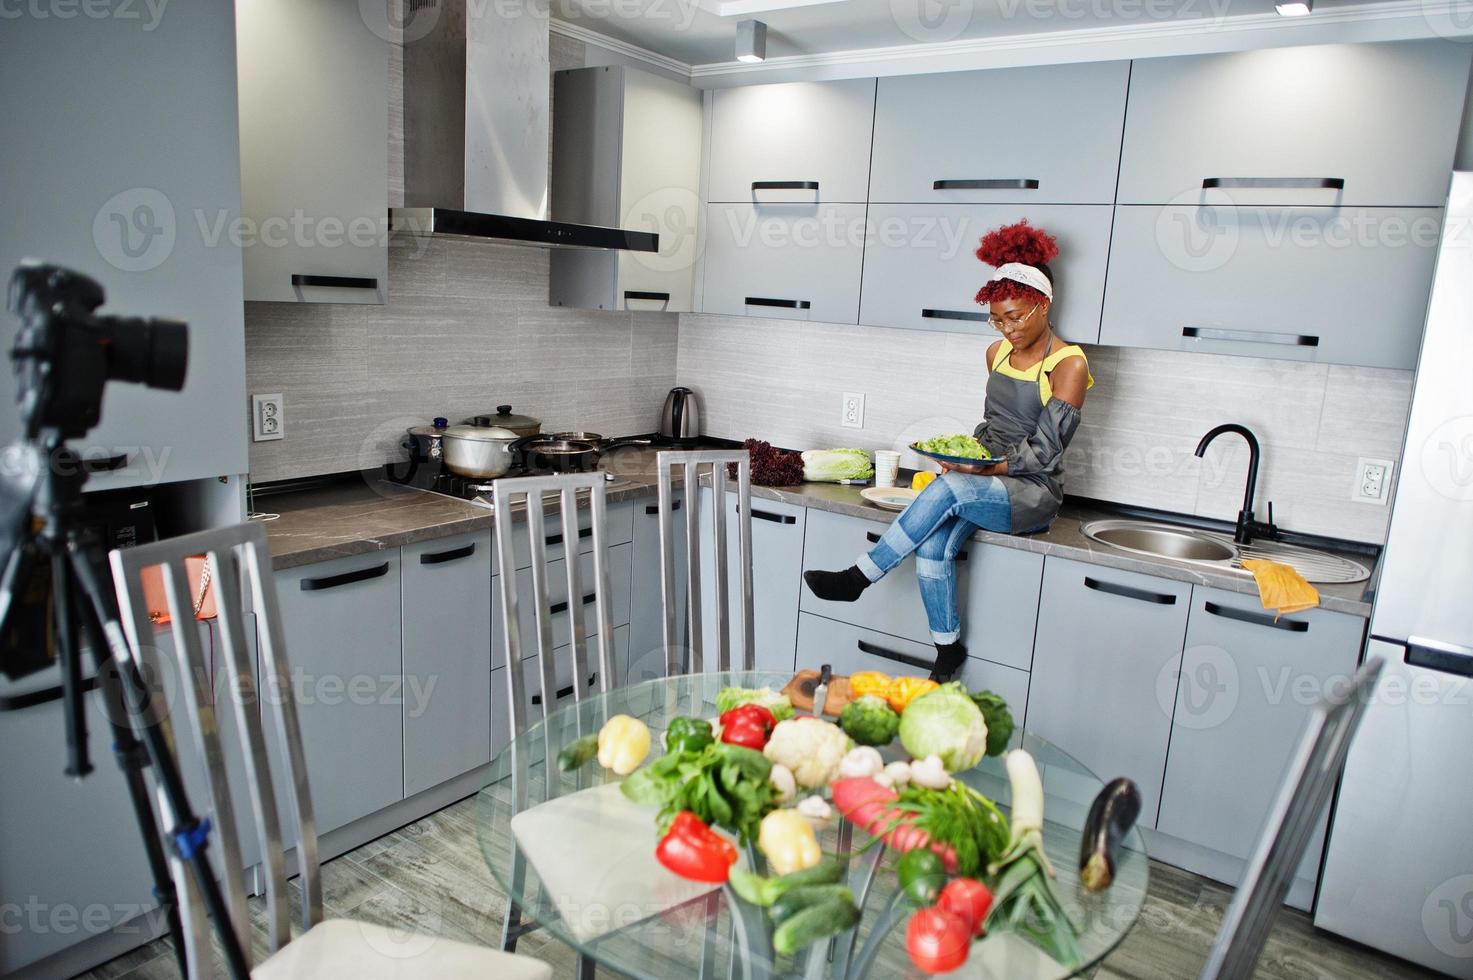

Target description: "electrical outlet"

left=252, top=393, right=284, bottom=442
left=841, top=392, right=865, bottom=429
left=1352, top=456, right=1393, bottom=505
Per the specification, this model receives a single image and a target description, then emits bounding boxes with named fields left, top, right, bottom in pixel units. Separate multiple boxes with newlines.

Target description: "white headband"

left=991, top=262, right=1053, bottom=300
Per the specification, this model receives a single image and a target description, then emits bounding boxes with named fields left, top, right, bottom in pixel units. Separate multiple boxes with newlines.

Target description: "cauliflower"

left=909, top=755, right=951, bottom=790
left=838, top=746, right=885, bottom=780
left=769, top=763, right=797, bottom=803
left=883, top=760, right=913, bottom=788
left=763, top=717, right=852, bottom=789
left=796, top=796, right=833, bottom=823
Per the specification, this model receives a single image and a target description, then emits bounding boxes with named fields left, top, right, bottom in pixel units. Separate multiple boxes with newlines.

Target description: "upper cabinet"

left=236, top=0, right=388, bottom=304
left=706, top=79, right=877, bottom=204
left=550, top=66, right=704, bottom=313
left=701, top=204, right=867, bottom=322
left=870, top=62, right=1129, bottom=205
left=1118, top=41, right=1472, bottom=208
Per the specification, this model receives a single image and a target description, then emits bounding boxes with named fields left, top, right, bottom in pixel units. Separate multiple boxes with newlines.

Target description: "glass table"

left=476, top=672, right=1148, bottom=979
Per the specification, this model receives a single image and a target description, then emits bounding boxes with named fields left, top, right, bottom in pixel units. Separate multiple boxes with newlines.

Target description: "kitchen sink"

left=1082, top=519, right=1372, bottom=584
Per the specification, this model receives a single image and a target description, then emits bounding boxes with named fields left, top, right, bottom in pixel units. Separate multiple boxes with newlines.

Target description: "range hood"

left=390, top=0, right=657, bottom=253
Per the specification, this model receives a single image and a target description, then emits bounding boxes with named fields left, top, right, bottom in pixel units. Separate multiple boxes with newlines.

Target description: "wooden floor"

left=75, top=793, right=1437, bottom=980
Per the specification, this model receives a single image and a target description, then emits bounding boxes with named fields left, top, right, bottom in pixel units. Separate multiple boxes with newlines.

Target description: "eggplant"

left=1079, top=777, right=1142, bottom=892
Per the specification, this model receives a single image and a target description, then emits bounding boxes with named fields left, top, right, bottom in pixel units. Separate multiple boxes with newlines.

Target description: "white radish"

left=996, top=748, right=1055, bottom=878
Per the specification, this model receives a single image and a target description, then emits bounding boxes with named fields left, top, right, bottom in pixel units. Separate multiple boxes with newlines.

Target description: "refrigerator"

left=1315, top=171, right=1473, bottom=978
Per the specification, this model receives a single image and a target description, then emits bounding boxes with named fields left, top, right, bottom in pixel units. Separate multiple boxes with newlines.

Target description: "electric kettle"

left=658, top=386, right=702, bottom=444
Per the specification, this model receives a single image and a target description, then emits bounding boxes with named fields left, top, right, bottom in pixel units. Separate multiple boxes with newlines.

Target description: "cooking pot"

left=470, top=405, right=541, bottom=439
left=404, top=417, right=448, bottom=463
left=441, top=423, right=525, bottom=479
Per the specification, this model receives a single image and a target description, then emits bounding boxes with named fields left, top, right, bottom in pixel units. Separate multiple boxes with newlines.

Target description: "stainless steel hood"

left=391, top=0, right=656, bottom=253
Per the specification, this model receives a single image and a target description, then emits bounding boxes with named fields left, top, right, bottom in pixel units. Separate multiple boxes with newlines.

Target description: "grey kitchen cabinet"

left=698, top=489, right=807, bottom=673
left=795, top=613, right=1030, bottom=720
left=272, top=552, right=404, bottom=837
left=799, top=508, right=1042, bottom=672
left=859, top=203, right=1113, bottom=342
left=491, top=543, right=634, bottom=674
left=401, top=531, right=494, bottom=798
left=1117, top=41, right=1471, bottom=207
left=236, top=0, right=388, bottom=303
left=1100, top=204, right=1442, bottom=369
left=701, top=204, right=867, bottom=323
left=1026, top=556, right=1192, bottom=828
left=628, top=490, right=687, bottom=684
left=870, top=62, right=1129, bottom=205
left=1156, top=586, right=1365, bottom=907
left=491, top=626, right=629, bottom=751
left=706, top=79, right=877, bottom=204
left=550, top=65, right=703, bottom=312
left=508, top=499, right=634, bottom=570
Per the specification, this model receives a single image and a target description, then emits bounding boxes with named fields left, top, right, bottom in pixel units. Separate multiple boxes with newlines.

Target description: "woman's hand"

left=938, top=459, right=1007, bottom=477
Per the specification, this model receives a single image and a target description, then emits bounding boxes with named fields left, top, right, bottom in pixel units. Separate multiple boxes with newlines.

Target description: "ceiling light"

left=736, top=19, right=767, bottom=63
left=1275, top=0, right=1312, bottom=15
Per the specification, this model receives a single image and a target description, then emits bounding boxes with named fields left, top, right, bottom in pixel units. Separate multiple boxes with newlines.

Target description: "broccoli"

left=839, top=695, right=901, bottom=747
left=969, top=689, right=1015, bottom=757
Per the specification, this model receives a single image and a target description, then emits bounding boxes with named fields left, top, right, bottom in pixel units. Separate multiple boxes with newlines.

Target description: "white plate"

left=860, top=486, right=918, bottom=511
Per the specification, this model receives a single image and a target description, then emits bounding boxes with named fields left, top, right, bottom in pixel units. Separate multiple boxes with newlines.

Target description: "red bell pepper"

left=719, top=703, right=776, bottom=750
left=655, top=811, right=738, bottom=883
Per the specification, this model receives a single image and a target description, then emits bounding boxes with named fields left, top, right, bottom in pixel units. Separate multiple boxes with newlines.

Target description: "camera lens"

left=102, top=316, right=188, bottom=392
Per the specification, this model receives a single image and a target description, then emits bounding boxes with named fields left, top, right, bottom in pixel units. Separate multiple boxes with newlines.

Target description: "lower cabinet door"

left=795, top=613, right=1031, bottom=717
left=491, top=626, right=628, bottom=753
left=1026, top=557, right=1192, bottom=828
left=401, top=531, right=494, bottom=799
left=273, top=553, right=404, bottom=837
left=701, top=204, right=866, bottom=323
left=699, top=490, right=806, bottom=673
left=628, top=491, right=686, bottom=685
left=1156, top=586, right=1365, bottom=903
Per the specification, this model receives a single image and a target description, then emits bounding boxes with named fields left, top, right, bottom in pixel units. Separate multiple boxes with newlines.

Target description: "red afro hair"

left=974, top=220, right=1059, bottom=306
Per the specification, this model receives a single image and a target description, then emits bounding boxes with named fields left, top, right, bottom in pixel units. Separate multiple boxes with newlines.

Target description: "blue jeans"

left=855, top=473, right=1013, bottom=645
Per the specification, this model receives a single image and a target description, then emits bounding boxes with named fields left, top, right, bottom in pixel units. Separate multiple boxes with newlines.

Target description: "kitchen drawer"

left=706, top=79, right=877, bottom=204
left=1118, top=41, right=1470, bottom=207
left=870, top=62, right=1128, bottom=205
left=701, top=204, right=866, bottom=323
left=796, top=613, right=1030, bottom=718
left=859, top=203, right=1112, bottom=343
left=699, top=489, right=806, bottom=674
left=507, top=497, right=634, bottom=569
left=491, top=626, right=629, bottom=752
left=1100, top=204, right=1441, bottom=369
left=493, top=542, right=634, bottom=668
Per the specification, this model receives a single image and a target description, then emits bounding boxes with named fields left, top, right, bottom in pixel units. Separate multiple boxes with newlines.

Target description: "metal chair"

left=109, top=522, right=551, bottom=980
left=654, top=450, right=755, bottom=674
left=1198, top=656, right=1386, bottom=980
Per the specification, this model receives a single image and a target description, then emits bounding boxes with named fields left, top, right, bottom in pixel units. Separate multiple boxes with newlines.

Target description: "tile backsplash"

left=675, top=314, right=1412, bottom=544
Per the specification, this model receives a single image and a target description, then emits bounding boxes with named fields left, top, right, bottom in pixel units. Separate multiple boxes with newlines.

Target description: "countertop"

left=261, top=451, right=1375, bottom=617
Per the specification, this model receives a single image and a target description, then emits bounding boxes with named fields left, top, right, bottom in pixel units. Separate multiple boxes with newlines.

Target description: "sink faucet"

left=1194, top=423, right=1279, bottom=545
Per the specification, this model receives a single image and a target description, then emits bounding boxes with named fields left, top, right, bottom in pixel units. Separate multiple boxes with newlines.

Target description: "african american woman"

left=803, top=221, right=1093, bottom=680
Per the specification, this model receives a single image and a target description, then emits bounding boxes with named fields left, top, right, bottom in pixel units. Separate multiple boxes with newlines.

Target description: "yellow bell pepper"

left=886, top=676, right=939, bottom=714
left=911, top=471, right=937, bottom=491
left=759, top=809, right=822, bottom=876
left=849, top=671, right=893, bottom=701
left=597, top=714, right=650, bottom=775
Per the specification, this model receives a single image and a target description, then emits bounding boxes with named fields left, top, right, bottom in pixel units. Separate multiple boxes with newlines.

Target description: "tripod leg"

left=52, top=550, right=92, bottom=779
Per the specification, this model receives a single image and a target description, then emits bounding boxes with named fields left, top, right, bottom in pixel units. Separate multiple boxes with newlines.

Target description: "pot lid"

left=473, top=405, right=540, bottom=430
left=407, top=417, right=449, bottom=438
left=442, top=423, right=520, bottom=443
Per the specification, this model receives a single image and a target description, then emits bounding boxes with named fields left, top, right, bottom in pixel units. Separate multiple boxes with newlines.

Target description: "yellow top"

left=989, top=339, right=1095, bottom=405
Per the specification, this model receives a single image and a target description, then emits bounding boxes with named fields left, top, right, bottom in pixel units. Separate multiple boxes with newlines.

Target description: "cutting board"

left=781, top=669, right=855, bottom=717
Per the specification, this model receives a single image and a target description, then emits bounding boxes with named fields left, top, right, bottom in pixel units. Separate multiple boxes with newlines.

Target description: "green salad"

left=914, top=434, right=992, bottom=460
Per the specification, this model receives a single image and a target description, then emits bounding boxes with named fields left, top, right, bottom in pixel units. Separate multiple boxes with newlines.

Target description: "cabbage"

left=802, top=448, right=875, bottom=483
left=898, top=682, right=988, bottom=772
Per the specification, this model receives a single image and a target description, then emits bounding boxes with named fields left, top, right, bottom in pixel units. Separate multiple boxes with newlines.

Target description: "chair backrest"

left=654, top=450, right=754, bottom=674
left=1198, top=655, right=1386, bottom=980
left=490, top=472, right=617, bottom=743
left=109, top=521, right=320, bottom=976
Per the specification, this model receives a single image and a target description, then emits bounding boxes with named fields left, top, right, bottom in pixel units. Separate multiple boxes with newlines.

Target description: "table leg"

left=724, top=882, right=772, bottom=980
left=577, top=952, right=596, bottom=980
left=698, top=889, right=721, bottom=980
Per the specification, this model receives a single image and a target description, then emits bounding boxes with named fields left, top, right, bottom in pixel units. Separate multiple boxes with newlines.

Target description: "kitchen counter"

left=261, top=453, right=1375, bottom=616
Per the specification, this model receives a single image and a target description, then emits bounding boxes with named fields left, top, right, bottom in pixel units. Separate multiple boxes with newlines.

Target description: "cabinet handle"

left=752, top=180, right=819, bottom=192
left=1201, top=177, right=1344, bottom=191
left=547, top=592, right=598, bottom=616
left=645, top=499, right=682, bottom=515
left=531, top=672, right=597, bottom=705
left=624, top=290, right=670, bottom=303
left=932, top=178, right=1039, bottom=191
left=1204, top=600, right=1308, bottom=633
left=745, top=297, right=811, bottom=310
left=420, top=542, right=476, bottom=565
left=866, top=530, right=966, bottom=561
left=1083, top=576, right=1177, bottom=605
left=856, top=639, right=934, bottom=672
left=291, top=274, right=379, bottom=290
left=300, top=562, right=390, bottom=592
left=739, top=506, right=796, bottom=525
left=544, top=527, right=594, bottom=547
left=81, top=453, right=130, bottom=473
left=922, top=308, right=990, bottom=323
left=0, top=674, right=101, bottom=713
left=1401, top=636, right=1473, bottom=678
left=1183, top=326, right=1320, bottom=348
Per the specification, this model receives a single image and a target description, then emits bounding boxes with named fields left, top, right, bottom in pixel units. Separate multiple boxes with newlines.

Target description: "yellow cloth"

left=990, top=339, right=1095, bottom=404
left=1241, top=559, right=1320, bottom=618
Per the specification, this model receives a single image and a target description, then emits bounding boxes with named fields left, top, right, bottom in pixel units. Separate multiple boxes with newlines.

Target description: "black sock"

left=803, top=566, right=871, bottom=602
left=931, top=641, right=967, bottom=681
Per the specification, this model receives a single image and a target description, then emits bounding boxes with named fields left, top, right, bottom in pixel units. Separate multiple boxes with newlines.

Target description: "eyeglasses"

left=988, top=304, right=1040, bottom=333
